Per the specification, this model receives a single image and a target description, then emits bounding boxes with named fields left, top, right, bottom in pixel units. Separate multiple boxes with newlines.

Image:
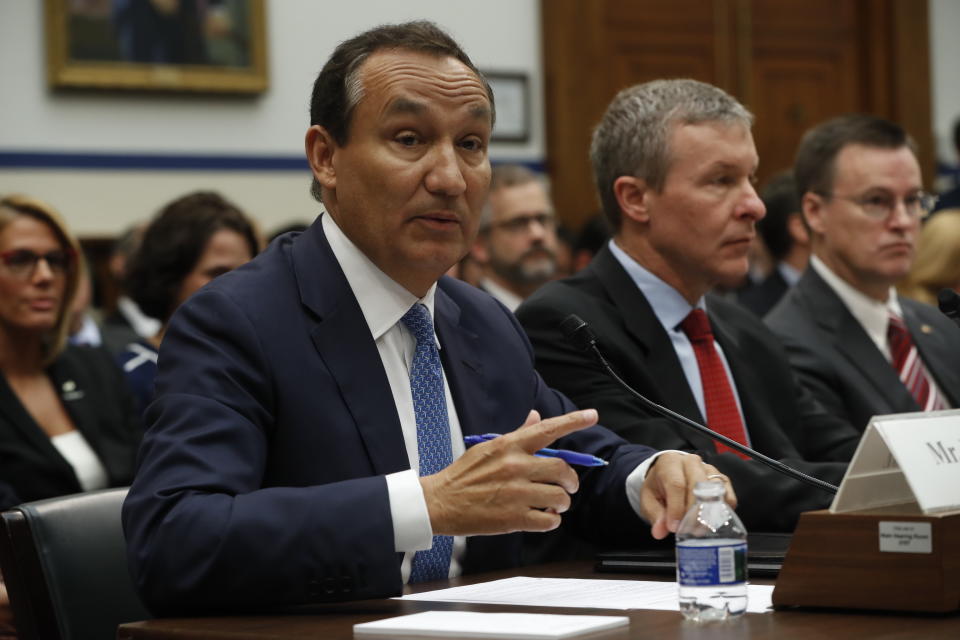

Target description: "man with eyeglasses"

left=470, top=164, right=559, bottom=311
left=766, top=114, right=960, bottom=433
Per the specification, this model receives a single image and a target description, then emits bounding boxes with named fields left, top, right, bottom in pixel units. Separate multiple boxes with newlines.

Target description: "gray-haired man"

left=518, top=79, right=859, bottom=538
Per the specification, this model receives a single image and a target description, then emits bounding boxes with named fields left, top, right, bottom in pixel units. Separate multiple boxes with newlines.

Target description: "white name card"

left=831, top=409, right=960, bottom=514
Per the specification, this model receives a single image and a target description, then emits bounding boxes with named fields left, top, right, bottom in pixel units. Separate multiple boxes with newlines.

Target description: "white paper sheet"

left=354, top=611, right=630, bottom=638
left=399, top=577, right=773, bottom=613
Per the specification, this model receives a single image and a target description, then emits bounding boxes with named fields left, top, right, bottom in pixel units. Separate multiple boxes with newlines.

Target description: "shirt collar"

left=480, top=278, right=523, bottom=312
left=608, top=238, right=704, bottom=331
left=809, top=255, right=903, bottom=340
left=322, top=212, right=438, bottom=343
left=778, top=262, right=803, bottom=287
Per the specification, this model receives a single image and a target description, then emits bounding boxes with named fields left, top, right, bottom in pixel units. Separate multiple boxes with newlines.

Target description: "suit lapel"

left=591, top=249, right=713, bottom=448
left=293, top=219, right=410, bottom=476
left=0, top=365, right=83, bottom=485
left=433, top=285, right=489, bottom=438
left=799, top=269, right=916, bottom=411
left=903, top=302, right=960, bottom=407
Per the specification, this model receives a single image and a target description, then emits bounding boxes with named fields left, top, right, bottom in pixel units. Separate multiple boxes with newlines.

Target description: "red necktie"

left=888, top=314, right=945, bottom=411
left=680, top=309, right=750, bottom=458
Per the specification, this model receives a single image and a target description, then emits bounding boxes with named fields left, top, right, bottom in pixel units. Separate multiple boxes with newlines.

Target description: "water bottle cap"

left=693, top=480, right=725, bottom=498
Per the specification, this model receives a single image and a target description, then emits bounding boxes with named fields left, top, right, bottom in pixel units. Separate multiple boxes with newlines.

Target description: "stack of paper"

left=354, top=611, right=629, bottom=638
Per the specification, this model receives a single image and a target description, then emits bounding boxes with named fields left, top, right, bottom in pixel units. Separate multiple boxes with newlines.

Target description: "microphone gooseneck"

left=937, top=288, right=960, bottom=329
left=560, top=314, right=838, bottom=494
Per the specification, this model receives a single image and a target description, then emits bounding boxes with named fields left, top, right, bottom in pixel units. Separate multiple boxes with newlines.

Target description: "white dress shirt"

left=808, top=256, right=950, bottom=407
left=480, top=278, right=524, bottom=312
left=608, top=239, right=751, bottom=444
left=323, top=214, right=662, bottom=582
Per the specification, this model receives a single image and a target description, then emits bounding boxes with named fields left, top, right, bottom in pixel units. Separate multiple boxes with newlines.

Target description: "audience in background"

left=570, top=214, right=610, bottom=273
left=119, top=191, right=259, bottom=416
left=737, top=171, right=810, bottom=317
left=67, top=254, right=105, bottom=347
left=470, top=165, right=559, bottom=311
left=100, top=224, right=161, bottom=356
left=897, top=208, right=960, bottom=306
left=766, top=114, right=960, bottom=432
left=0, top=194, right=141, bottom=511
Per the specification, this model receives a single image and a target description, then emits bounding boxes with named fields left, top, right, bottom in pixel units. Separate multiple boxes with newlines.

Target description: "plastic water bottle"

left=676, top=480, right=747, bottom=622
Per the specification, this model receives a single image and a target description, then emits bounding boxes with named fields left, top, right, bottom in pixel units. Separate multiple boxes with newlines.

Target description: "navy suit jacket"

left=122, top=218, right=656, bottom=615
left=517, top=246, right=855, bottom=534
left=765, top=267, right=960, bottom=432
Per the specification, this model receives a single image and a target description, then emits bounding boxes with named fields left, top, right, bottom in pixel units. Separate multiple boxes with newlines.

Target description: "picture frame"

left=44, top=0, right=268, bottom=94
left=484, top=71, right=530, bottom=143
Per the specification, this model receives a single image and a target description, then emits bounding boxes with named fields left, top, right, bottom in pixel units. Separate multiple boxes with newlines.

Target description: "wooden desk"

left=117, top=562, right=959, bottom=639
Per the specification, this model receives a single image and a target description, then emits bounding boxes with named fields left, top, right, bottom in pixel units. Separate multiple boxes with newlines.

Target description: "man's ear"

left=801, top=192, right=827, bottom=236
left=787, top=211, right=811, bottom=247
left=613, top=176, right=651, bottom=224
left=305, top=125, right=338, bottom=191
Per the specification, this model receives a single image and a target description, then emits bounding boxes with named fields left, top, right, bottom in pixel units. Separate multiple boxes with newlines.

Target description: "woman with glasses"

left=0, top=194, right=141, bottom=510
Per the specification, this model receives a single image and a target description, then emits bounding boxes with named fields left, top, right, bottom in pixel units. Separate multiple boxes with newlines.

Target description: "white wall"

left=0, top=0, right=544, bottom=235
left=931, top=0, right=960, bottom=165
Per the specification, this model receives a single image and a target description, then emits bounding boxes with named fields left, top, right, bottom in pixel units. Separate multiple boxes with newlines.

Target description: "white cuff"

left=625, top=450, right=688, bottom=522
left=385, top=469, right=433, bottom=552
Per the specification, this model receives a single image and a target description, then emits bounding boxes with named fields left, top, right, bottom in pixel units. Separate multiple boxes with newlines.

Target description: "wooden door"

left=542, top=0, right=932, bottom=231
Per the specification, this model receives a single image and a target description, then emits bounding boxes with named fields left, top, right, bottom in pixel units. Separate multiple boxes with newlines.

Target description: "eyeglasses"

left=0, top=248, right=75, bottom=278
left=490, top=213, right=556, bottom=234
left=819, top=190, right=938, bottom=221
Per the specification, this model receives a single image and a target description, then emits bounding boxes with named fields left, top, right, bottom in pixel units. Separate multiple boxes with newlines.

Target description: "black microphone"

left=560, top=314, right=838, bottom=494
left=937, top=288, right=960, bottom=329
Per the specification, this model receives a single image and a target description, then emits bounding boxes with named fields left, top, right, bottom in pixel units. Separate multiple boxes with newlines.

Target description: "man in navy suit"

left=122, top=22, right=731, bottom=615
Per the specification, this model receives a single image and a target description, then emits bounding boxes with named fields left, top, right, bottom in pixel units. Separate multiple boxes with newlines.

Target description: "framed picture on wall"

left=44, top=0, right=268, bottom=94
left=484, top=72, right=530, bottom=143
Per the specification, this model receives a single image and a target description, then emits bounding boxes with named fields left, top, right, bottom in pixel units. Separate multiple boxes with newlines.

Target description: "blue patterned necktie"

left=401, top=303, right=454, bottom=583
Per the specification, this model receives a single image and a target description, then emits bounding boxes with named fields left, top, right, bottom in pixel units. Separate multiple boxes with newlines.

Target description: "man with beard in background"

left=471, top=165, right=559, bottom=310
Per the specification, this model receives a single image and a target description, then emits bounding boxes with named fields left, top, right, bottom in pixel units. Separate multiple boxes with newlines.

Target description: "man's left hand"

left=639, top=453, right=737, bottom=539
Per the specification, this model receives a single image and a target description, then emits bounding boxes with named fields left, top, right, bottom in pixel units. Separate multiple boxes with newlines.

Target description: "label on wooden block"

left=878, top=521, right=932, bottom=553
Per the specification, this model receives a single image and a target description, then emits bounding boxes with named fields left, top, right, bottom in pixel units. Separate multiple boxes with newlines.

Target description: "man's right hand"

left=419, top=409, right=598, bottom=536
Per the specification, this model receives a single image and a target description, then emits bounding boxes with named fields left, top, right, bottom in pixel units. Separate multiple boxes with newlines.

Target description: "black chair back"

left=0, top=488, right=149, bottom=639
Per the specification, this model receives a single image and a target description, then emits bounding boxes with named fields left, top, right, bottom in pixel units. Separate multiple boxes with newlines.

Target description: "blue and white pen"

left=463, top=433, right=609, bottom=467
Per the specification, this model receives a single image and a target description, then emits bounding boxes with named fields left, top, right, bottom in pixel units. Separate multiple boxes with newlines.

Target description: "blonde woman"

left=898, top=209, right=960, bottom=306
left=0, top=195, right=141, bottom=510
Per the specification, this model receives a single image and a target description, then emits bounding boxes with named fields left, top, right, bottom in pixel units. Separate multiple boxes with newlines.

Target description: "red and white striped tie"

left=887, top=313, right=945, bottom=411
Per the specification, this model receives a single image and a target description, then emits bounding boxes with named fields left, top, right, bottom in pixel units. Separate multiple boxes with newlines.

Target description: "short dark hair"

left=126, top=191, right=259, bottom=323
left=793, top=114, right=917, bottom=198
left=757, top=171, right=801, bottom=262
left=308, top=20, right=494, bottom=202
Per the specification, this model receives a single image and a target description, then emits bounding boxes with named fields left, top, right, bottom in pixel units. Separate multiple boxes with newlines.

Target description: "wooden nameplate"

left=771, top=507, right=960, bottom=612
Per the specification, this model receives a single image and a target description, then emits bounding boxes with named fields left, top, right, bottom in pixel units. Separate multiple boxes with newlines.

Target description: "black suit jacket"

left=765, top=267, right=960, bottom=432
left=122, top=219, right=657, bottom=615
left=0, top=345, right=142, bottom=510
left=737, top=268, right=789, bottom=317
left=517, top=246, right=857, bottom=533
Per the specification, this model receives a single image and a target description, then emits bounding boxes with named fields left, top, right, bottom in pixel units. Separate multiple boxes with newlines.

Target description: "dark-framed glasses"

left=0, top=248, right=75, bottom=278
left=820, top=190, right=938, bottom=221
left=491, top=212, right=556, bottom=234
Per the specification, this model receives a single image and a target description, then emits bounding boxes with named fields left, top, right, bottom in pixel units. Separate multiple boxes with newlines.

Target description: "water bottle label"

left=676, top=542, right=747, bottom=587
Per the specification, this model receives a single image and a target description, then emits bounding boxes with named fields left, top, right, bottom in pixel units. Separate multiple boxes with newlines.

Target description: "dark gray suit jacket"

left=517, top=246, right=856, bottom=534
left=765, top=267, right=960, bottom=432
